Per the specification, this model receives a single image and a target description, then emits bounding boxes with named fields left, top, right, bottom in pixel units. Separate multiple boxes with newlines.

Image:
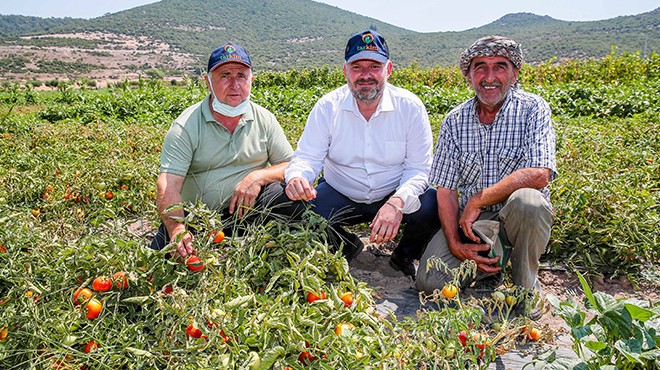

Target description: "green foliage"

left=0, top=202, right=498, bottom=368
left=0, top=52, right=658, bottom=368
left=546, top=112, right=659, bottom=278
left=34, top=59, right=101, bottom=74
left=539, top=272, right=660, bottom=369
left=0, top=55, right=29, bottom=73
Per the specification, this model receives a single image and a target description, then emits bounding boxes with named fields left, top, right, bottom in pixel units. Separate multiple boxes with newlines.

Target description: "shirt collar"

left=470, top=88, right=514, bottom=124
left=340, top=83, right=394, bottom=116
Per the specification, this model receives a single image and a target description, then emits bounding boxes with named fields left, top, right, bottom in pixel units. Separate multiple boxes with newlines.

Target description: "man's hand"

left=230, top=172, right=263, bottom=218
left=449, top=239, right=501, bottom=273
left=369, top=198, right=404, bottom=244
left=459, top=193, right=483, bottom=242
left=285, top=177, right=317, bottom=201
left=171, top=224, right=195, bottom=259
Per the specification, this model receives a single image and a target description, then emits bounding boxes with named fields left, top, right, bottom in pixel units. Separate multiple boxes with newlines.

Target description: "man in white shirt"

left=284, top=30, right=440, bottom=277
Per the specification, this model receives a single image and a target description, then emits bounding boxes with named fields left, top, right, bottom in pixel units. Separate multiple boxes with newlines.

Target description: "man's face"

left=344, top=59, right=392, bottom=104
left=206, top=62, right=253, bottom=107
left=467, top=56, right=519, bottom=110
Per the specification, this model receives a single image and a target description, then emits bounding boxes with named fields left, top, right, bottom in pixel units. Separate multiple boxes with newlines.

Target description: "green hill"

left=0, top=0, right=658, bottom=74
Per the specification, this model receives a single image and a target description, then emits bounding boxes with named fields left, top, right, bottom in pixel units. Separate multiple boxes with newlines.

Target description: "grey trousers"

left=416, top=188, right=554, bottom=293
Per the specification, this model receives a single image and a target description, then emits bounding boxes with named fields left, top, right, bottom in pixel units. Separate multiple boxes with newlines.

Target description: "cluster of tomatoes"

left=73, top=271, right=129, bottom=321
left=182, top=230, right=225, bottom=273
left=69, top=271, right=130, bottom=354
left=301, top=290, right=356, bottom=364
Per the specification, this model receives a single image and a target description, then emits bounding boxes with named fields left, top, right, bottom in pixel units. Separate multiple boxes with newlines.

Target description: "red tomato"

left=340, top=292, right=354, bottom=307
left=186, top=256, right=205, bottom=272
left=334, top=322, right=355, bottom=336
left=306, top=291, right=326, bottom=303
left=112, top=271, right=129, bottom=290
left=73, top=287, right=93, bottom=305
left=298, top=351, right=316, bottom=365
left=458, top=330, right=468, bottom=346
left=442, top=284, right=458, bottom=299
left=92, top=276, right=112, bottom=292
left=211, top=230, right=225, bottom=243
left=0, top=328, right=7, bottom=341
left=104, top=191, right=114, bottom=200
left=185, top=324, right=206, bottom=340
left=162, top=285, right=173, bottom=295
left=0, top=245, right=6, bottom=253
left=527, top=327, right=541, bottom=341
left=84, top=340, right=98, bottom=353
left=85, top=298, right=102, bottom=320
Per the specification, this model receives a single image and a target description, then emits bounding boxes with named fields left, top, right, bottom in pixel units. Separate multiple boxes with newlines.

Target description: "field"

left=0, top=53, right=659, bottom=369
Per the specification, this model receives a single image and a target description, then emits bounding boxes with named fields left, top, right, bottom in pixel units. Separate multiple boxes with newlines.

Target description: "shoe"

left=514, top=279, right=545, bottom=320
left=472, top=273, right=504, bottom=291
left=342, top=233, right=364, bottom=262
left=328, top=227, right=364, bottom=262
left=389, top=252, right=417, bottom=278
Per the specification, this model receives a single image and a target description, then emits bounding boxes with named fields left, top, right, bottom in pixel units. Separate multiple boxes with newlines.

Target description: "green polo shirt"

left=160, top=95, right=293, bottom=210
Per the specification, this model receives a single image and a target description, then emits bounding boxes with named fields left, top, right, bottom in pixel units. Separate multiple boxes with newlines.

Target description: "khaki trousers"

left=416, top=188, right=553, bottom=293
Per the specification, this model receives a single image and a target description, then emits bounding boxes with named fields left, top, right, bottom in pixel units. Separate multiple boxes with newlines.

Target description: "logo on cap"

left=345, top=30, right=389, bottom=63
left=208, top=42, right=252, bottom=72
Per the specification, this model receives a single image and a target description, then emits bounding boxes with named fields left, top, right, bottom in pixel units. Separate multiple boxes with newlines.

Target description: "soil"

left=0, top=31, right=195, bottom=87
left=348, top=234, right=660, bottom=326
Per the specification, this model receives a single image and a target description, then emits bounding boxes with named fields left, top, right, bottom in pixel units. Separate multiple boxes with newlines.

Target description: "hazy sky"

left=0, top=0, right=657, bottom=32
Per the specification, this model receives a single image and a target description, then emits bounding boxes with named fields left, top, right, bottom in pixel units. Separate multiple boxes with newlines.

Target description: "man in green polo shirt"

left=150, top=42, right=301, bottom=258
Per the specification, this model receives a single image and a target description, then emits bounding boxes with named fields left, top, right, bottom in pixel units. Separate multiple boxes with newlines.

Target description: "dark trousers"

left=149, top=182, right=307, bottom=251
left=311, top=180, right=440, bottom=260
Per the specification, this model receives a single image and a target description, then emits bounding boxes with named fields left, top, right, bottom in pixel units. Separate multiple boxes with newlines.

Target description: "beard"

left=349, top=78, right=384, bottom=104
left=474, top=81, right=511, bottom=109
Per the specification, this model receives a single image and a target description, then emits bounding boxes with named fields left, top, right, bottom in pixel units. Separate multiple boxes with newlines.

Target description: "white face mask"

left=211, top=95, right=251, bottom=117
left=207, top=74, right=251, bottom=118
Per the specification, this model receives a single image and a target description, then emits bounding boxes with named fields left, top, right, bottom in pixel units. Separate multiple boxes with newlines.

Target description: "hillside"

left=0, top=0, right=658, bottom=85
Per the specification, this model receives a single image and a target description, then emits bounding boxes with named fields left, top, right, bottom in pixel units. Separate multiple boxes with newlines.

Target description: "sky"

left=0, top=0, right=658, bottom=32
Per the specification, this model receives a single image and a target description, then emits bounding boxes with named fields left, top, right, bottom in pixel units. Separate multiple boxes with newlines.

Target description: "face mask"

left=211, top=96, right=251, bottom=117
left=207, top=74, right=251, bottom=118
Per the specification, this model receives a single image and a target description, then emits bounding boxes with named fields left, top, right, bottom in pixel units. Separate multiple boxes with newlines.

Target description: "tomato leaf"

left=122, top=296, right=154, bottom=305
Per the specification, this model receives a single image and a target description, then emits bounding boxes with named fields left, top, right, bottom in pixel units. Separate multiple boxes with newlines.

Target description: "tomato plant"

left=92, top=276, right=113, bottom=292
left=112, top=271, right=129, bottom=289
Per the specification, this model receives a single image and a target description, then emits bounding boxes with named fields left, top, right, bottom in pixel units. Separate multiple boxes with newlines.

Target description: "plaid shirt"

left=430, top=88, right=557, bottom=212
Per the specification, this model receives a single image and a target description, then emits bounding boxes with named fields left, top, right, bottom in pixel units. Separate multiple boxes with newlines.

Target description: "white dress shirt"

left=285, top=83, right=433, bottom=213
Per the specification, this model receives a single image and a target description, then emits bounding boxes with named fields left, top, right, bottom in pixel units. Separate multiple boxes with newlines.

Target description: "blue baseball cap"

left=344, top=30, right=389, bottom=63
left=207, top=42, right=252, bottom=72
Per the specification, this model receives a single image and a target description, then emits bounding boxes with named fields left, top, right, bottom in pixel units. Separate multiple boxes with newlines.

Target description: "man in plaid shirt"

left=416, top=36, right=557, bottom=317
